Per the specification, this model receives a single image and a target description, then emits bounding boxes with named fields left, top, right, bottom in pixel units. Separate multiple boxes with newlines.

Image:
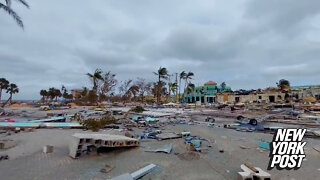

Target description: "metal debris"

left=145, top=143, right=173, bottom=154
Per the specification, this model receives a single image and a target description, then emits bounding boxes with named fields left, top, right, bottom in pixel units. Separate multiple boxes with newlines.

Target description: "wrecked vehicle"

left=236, top=115, right=268, bottom=126
left=205, top=117, right=215, bottom=123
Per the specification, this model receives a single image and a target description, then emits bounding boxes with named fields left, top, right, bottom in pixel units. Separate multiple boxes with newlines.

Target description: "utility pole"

left=167, top=74, right=172, bottom=103
left=175, top=73, right=178, bottom=102
left=168, top=74, right=171, bottom=96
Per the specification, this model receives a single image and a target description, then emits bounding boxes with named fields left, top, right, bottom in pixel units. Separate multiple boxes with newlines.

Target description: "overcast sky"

left=1, top=0, right=320, bottom=100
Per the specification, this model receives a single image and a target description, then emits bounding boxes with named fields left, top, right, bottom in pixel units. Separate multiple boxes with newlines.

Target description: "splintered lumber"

left=238, top=164, right=271, bottom=180
left=244, top=162, right=259, bottom=173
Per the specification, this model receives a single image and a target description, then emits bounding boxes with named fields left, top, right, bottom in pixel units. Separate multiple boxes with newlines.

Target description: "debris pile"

left=238, top=163, right=271, bottom=180
left=69, top=133, right=139, bottom=158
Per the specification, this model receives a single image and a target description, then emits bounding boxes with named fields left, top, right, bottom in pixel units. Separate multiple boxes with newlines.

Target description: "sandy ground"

left=1, top=107, right=87, bottom=122
left=0, top=107, right=320, bottom=180
left=1, top=124, right=320, bottom=180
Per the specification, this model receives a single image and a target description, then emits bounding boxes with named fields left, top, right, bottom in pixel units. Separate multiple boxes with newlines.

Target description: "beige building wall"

left=216, top=92, right=285, bottom=104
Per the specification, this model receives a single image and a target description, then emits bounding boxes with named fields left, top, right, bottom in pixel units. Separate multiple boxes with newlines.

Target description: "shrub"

left=80, top=115, right=117, bottom=132
left=131, top=106, right=145, bottom=113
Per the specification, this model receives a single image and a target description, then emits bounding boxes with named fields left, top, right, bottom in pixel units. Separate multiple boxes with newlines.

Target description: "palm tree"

left=128, top=85, right=139, bottom=101
left=61, top=85, right=67, bottom=99
left=86, top=69, right=103, bottom=93
left=168, top=82, right=177, bottom=102
left=186, top=83, right=195, bottom=94
left=178, top=71, right=186, bottom=102
left=54, top=89, right=62, bottom=101
left=48, top=87, right=56, bottom=101
left=81, top=87, right=88, bottom=96
left=151, top=82, right=167, bottom=99
left=221, top=82, right=226, bottom=91
left=184, top=71, right=194, bottom=91
left=3, top=83, right=19, bottom=106
left=0, top=0, right=29, bottom=28
left=0, top=78, right=9, bottom=103
left=153, top=67, right=168, bottom=104
left=79, top=87, right=88, bottom=102
left=40, top=89, right=48, bottom=102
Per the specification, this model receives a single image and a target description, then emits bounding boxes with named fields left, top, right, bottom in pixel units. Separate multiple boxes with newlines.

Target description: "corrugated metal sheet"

left=27, top=116, right=66, bottom=123
left=0, top=122, right=82, bottom=128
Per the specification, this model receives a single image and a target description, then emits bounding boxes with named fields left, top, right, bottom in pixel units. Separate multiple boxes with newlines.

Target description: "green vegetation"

left=3, top=83, right=19, bottom=106
left=0, top=78, right=19, bottom=107
left=39, top=87, right=62, bottom=102
left=36, top=67, right=200, bottom=105
left=0, top=78, right=9, bottom=103
left=277, top=79, right=291, bottom=91
left=153, top=67, right=169, bottom=104
left=86, top=69, right=103, bottom=93
left=78, top=115, right=117, bottom=132
left=131, top=106, right=145, bottom=113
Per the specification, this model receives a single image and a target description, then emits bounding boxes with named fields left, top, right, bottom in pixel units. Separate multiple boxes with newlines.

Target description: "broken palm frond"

left=0, top=3, right=23, bottom=28
left=0, top=0, right=29, bottom=29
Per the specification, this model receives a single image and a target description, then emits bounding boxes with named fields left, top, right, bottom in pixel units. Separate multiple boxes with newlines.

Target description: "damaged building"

left=216, top=89, right=287, bottom=104
left=184, top=82, right=320, bottom=105
left=291, top=85, right=320, bottom=101
left=216, top=85, right=320, bottom=104
left=184, top=81, right=231, bottom=104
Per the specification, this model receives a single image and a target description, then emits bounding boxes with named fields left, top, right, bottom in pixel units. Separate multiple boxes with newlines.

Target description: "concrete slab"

left=69, top=133, right=139, bottom=158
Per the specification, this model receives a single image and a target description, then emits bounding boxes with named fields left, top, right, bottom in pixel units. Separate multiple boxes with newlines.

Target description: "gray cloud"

left=245, top=0, right=320, bottom=30
left=0, top=0, right=320, bottom=100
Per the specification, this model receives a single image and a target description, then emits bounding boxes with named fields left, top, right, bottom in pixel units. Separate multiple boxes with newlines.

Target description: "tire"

left=249, top=119, right=258, bottom=126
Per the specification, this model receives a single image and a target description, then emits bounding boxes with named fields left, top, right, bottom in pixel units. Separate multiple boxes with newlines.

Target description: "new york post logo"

left=268, top=129, right=307, bottom=170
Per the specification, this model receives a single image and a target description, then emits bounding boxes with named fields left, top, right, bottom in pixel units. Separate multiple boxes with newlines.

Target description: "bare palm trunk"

left=157, top=75, right=160, bottom=104
left=184, top=79, right=188, bottom=92
left=2, top=94, right=12, bottom=107
left=9, top=94, right=12, bottom=104
left=175, top=86, right=178, bottom=103
left=182, top=79, right=189, bottom=103
left=184, top=79, right=188, bottom=90
left=178, top=79, right=181, bottom=102
left=141, top=94, right=144, bottom=103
